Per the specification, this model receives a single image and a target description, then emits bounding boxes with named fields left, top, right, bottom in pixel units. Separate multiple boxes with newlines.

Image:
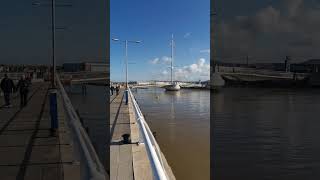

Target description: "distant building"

left=62, top=62, right=108, bottom=72
left=136, top=81, right=149, bottom=85
left=84, top=62, right=108, bottom=72
left=289, top=59, right=320, bottom=73
left=62, top=63, right=84, bottom=72
left=128, top=81, right=138, bottom=85
left=301, top=59, right=320, bottom=72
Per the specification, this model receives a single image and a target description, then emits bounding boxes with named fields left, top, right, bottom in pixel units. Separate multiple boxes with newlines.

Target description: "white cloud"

left=149, top=56, right=172, bottom=65
left=216, top=0, right=320, bottom=63
left=162, top=70, right=168, bottom=75
left=286, top=0, right=303, bottom=17
left=184, top=32, right=191, bottom=38
left=200, top=49, right=210, bottom=53
left=161, top=56, right=172, bottom=65
left=175, top=58, right=210, bottom=81
left=157, top=58, right=210, bottom=81
left=149, top=57, right=160, bottom=64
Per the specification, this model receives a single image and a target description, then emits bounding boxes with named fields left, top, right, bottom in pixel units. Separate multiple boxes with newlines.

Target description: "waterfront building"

left=62, top=62, right=108, bottom=72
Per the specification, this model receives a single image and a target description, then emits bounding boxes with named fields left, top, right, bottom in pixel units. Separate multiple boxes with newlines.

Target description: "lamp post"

left=32, top=0, right=72, bottom=135
left=112, top=38, right=141, bottom=104
left=210, top=11, right=217, bottom=73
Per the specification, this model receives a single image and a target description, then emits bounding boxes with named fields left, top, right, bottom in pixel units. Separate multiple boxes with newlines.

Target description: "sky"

left=214, top=0, right=320, bottom=63
left=110, top=0, right=210, bottom=82
left=0, top=0, right=107, bottom=65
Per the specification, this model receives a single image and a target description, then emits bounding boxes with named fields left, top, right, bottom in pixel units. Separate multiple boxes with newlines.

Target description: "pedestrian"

left=110, top=86, right=114, bottom=96
left=116, top=85, right=120, bottom=96
left=0, top=74, right=15, bottom=107
left=16, top=75, right=30, bottom=108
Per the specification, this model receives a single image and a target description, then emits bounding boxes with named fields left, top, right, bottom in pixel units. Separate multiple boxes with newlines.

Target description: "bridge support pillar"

left=50, top=88, right=58, bottom=135
left=82, top=84, right=87, bottom=95
left=125, top=90, right=128, bottom=105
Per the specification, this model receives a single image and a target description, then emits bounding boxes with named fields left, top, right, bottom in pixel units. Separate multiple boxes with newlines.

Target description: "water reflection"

left=66, top=85, right=108, bottom=167
left=213, top=88, right=320, bottom=180
left=133, top=87, right=210, bottom=180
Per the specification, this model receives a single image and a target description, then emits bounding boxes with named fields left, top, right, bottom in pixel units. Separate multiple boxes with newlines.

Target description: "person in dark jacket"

left=16, top=75, right=30, bottom=108
left=0, top=74, right=15, bottom=107
left=115, top=85, right=120, bottom=96
left=110, top=86, right=114, bottom=96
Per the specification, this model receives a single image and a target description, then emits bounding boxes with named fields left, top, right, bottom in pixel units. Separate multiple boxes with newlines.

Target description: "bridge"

left=59, top=72, right=109, bottom=85
left=0, top=75, right=108, bottom=180
left=213, top=66, right=310, bottom=87
left=110, top=87, right=175, bottom=180
left=0, top=72, right=175, bottom=180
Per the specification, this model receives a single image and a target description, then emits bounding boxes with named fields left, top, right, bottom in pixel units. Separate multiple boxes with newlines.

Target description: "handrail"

left=128, top=88, right=169, bottom=180
left=56, top=75, right=107, bottom=180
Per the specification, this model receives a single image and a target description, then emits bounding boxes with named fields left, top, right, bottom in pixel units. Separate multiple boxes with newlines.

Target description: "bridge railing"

left=128, top=88, right=169, bottom=180
left=56, top=75, right=107, bottom=180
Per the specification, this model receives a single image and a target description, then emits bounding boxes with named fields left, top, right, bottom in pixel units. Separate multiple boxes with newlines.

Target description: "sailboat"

left=164, top=34, right=181, bottom=91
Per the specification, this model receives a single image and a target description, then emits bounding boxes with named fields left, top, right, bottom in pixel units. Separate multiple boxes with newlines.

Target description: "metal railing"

left=56, top=75, right=107, bottom=180
left=128, top=88, right=169, bottom=180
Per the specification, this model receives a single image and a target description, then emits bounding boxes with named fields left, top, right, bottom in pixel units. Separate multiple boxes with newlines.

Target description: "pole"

left=125, top=40, right=128, bottom=105
left=52, top=0, right=56, bottom=88
left=246, top=55, right=249, bottom=67
left=171, top=34, right=173, bottom=84
left=211, top=9, right=216, bottom=74
left=50, top=0, right=58, bottom=135
left=125, top=40, right=128, bottom=89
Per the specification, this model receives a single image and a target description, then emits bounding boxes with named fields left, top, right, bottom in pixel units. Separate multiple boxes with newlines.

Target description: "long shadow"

left=110, top=93, right=118, bottom=104
left=109, top=92, right=124, bottom=141
left=0, top=82, right=42, bottom=109
left=0, top=86, right=42, bottom=135
left=0, top=143, right=70, bottom=148
left=16, top=87, right=49, bottom=180
left=0, top=161, right=73, bottom=167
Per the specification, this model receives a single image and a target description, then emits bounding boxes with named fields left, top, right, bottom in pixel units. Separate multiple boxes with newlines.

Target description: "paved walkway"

left=110, top=89, right=175, bottom=180
left=0, top=82, right=79, bottom=180
left=110, top=90, right=134, bottom=180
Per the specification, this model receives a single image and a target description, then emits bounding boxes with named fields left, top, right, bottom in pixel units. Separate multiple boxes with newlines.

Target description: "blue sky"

left=0, top=0, right=107, bottom=65
left=110, top=0, right=210, bottom=82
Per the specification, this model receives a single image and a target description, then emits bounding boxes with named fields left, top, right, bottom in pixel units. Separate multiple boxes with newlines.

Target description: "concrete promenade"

left=0, top=82, right=79, bottom=180
left=110, top=89, right=175, bottom=180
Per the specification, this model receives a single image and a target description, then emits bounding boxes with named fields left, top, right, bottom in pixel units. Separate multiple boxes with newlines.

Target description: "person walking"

left=116, top=85, right=120, bottom=96
left=110, top=85, right=114, bottom=96
left=16, top=75, right=30, bottom=108
left=0, top=74, right=15, bottom=107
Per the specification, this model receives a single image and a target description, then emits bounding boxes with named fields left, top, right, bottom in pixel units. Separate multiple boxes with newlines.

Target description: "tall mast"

left=171, top=34, right=174, bottom=83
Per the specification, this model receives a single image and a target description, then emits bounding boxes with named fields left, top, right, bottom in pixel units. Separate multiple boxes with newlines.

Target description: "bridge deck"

left=0, top=82, right=79, bottom=180
left=110, top=90, right=134, bottom=180
left=110, top=89, right=175, bottom=180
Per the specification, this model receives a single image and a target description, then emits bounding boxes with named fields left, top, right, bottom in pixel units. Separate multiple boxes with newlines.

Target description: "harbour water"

left=66, top=85, right=210, bottom=179
left=132, top=87, right=210, bottom=180
left=66, top=85, right=108, bottom=165
left=213, top=87, right=320, bottom=180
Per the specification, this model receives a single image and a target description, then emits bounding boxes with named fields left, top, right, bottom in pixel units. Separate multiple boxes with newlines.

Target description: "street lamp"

left=32, top=0, right=72, bottom=135
left=32, top=0, right=71, bottom=88
left=112, top=38, right=142, bottom=88
left=112, top=38, right=142, bottom=104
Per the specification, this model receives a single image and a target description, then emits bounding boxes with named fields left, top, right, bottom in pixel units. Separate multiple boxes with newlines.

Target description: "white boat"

left=164, top=83, right=180, bottom=91
left=165, top=34, right=181, bottom=91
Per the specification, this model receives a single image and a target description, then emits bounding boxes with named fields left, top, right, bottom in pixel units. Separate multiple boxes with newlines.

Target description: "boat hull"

left=164, top=84, right=181, bottom=91
left=221, top=73, right=309, bottom=87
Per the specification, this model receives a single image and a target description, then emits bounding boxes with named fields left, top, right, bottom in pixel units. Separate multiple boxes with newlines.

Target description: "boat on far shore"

left=164, top=82, right=181, bottom=91
left=220, top=71, right=309, bottom=87
left=165, top=34, right=181, bottom=91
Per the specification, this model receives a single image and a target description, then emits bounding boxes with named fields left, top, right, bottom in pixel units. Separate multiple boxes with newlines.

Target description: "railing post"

left=125, top=89, right=128, bottom=105
left=56, top=75, right=108, bottom=180
left=80, top=154, right=90, bottom=180
left=50, top=88, right=58, bottom=135
left=128, top=88, right=169, bottom=180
